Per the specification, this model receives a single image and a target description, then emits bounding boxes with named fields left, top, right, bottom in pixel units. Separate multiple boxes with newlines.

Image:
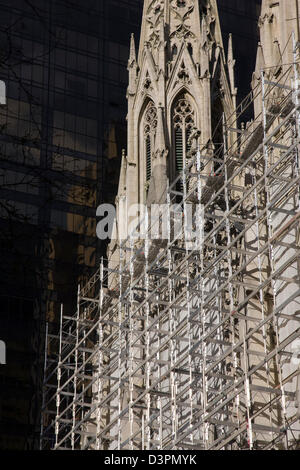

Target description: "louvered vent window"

left=175, top=127, right=183, bottom=191
left=186, top=127, right=192, bottom=154
left=146, top=135, right=151, bottom=182
left=173, top=96, right=195, bottom=192
left=144, top=102, right=157, bottom=187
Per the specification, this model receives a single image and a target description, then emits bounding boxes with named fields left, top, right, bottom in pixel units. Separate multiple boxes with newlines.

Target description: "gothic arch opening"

left=171, top=92, right=195, bottom=193
left=140, top=100, right=157, bottom=196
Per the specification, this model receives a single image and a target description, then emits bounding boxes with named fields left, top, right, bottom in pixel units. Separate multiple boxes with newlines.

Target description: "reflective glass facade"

left=0, top=0, right=143, bottom=449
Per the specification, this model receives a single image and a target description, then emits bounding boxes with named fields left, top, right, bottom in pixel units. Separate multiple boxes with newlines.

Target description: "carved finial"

left=128, top=33, right=138, bottom=95
left=117, top=150, right=128, bottom=197
left=227, top=34, right=234, bottom=65
left=129, top=33, right=137, bottom=65
left=227, top=34, right=237, bottom=98
left=254, top=42, right=265, bottom=79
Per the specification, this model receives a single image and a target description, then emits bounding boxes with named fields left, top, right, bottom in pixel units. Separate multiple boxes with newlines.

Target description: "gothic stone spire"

left=117, top=0, right=236, bottom=212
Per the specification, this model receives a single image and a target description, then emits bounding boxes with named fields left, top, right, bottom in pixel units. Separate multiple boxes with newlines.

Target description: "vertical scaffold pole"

left=167, top=191, right=177, bottom=448
left=55, top=305, right=63, bottom=448
left=252, top=145, right=273, bottom=435
left=261, top=70, right=288, bottom=449
left=118, top=241, right=126, bottom=449
left=71, top=286, right=80, bottom=450
left=223, top=113, right=243, bottom=445
left=96, top=259, right=104, bottom=450
left=125, top=236, right=135, bottom=451
left=39, top=321, right=49, bottom=449
left=144, top=206, right=151, bottom=450
left=196, top=148, right=204, bottom=448
left=292, top=32, right=300, bottom=208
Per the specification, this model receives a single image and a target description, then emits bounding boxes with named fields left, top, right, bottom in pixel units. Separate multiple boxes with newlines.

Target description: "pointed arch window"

left=144, top=101, right=157, bottom=185
left=172, top=95, right=195, bottom=190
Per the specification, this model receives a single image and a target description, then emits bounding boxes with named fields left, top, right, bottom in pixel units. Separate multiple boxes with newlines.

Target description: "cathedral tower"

left=109, top=0, right=236, bottom=258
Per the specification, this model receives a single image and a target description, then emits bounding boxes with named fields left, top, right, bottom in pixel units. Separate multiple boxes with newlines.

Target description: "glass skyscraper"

left=0, top=0, right=144, bottom=449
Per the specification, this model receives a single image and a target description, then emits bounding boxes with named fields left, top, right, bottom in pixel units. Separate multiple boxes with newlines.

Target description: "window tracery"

left=143, top=102, right=157, bottom=183
left=172, top=96, right=195, bottom=187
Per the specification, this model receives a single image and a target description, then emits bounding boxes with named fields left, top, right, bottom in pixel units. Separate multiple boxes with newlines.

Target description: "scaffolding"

left=40, top=40, right=300, bottom=451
